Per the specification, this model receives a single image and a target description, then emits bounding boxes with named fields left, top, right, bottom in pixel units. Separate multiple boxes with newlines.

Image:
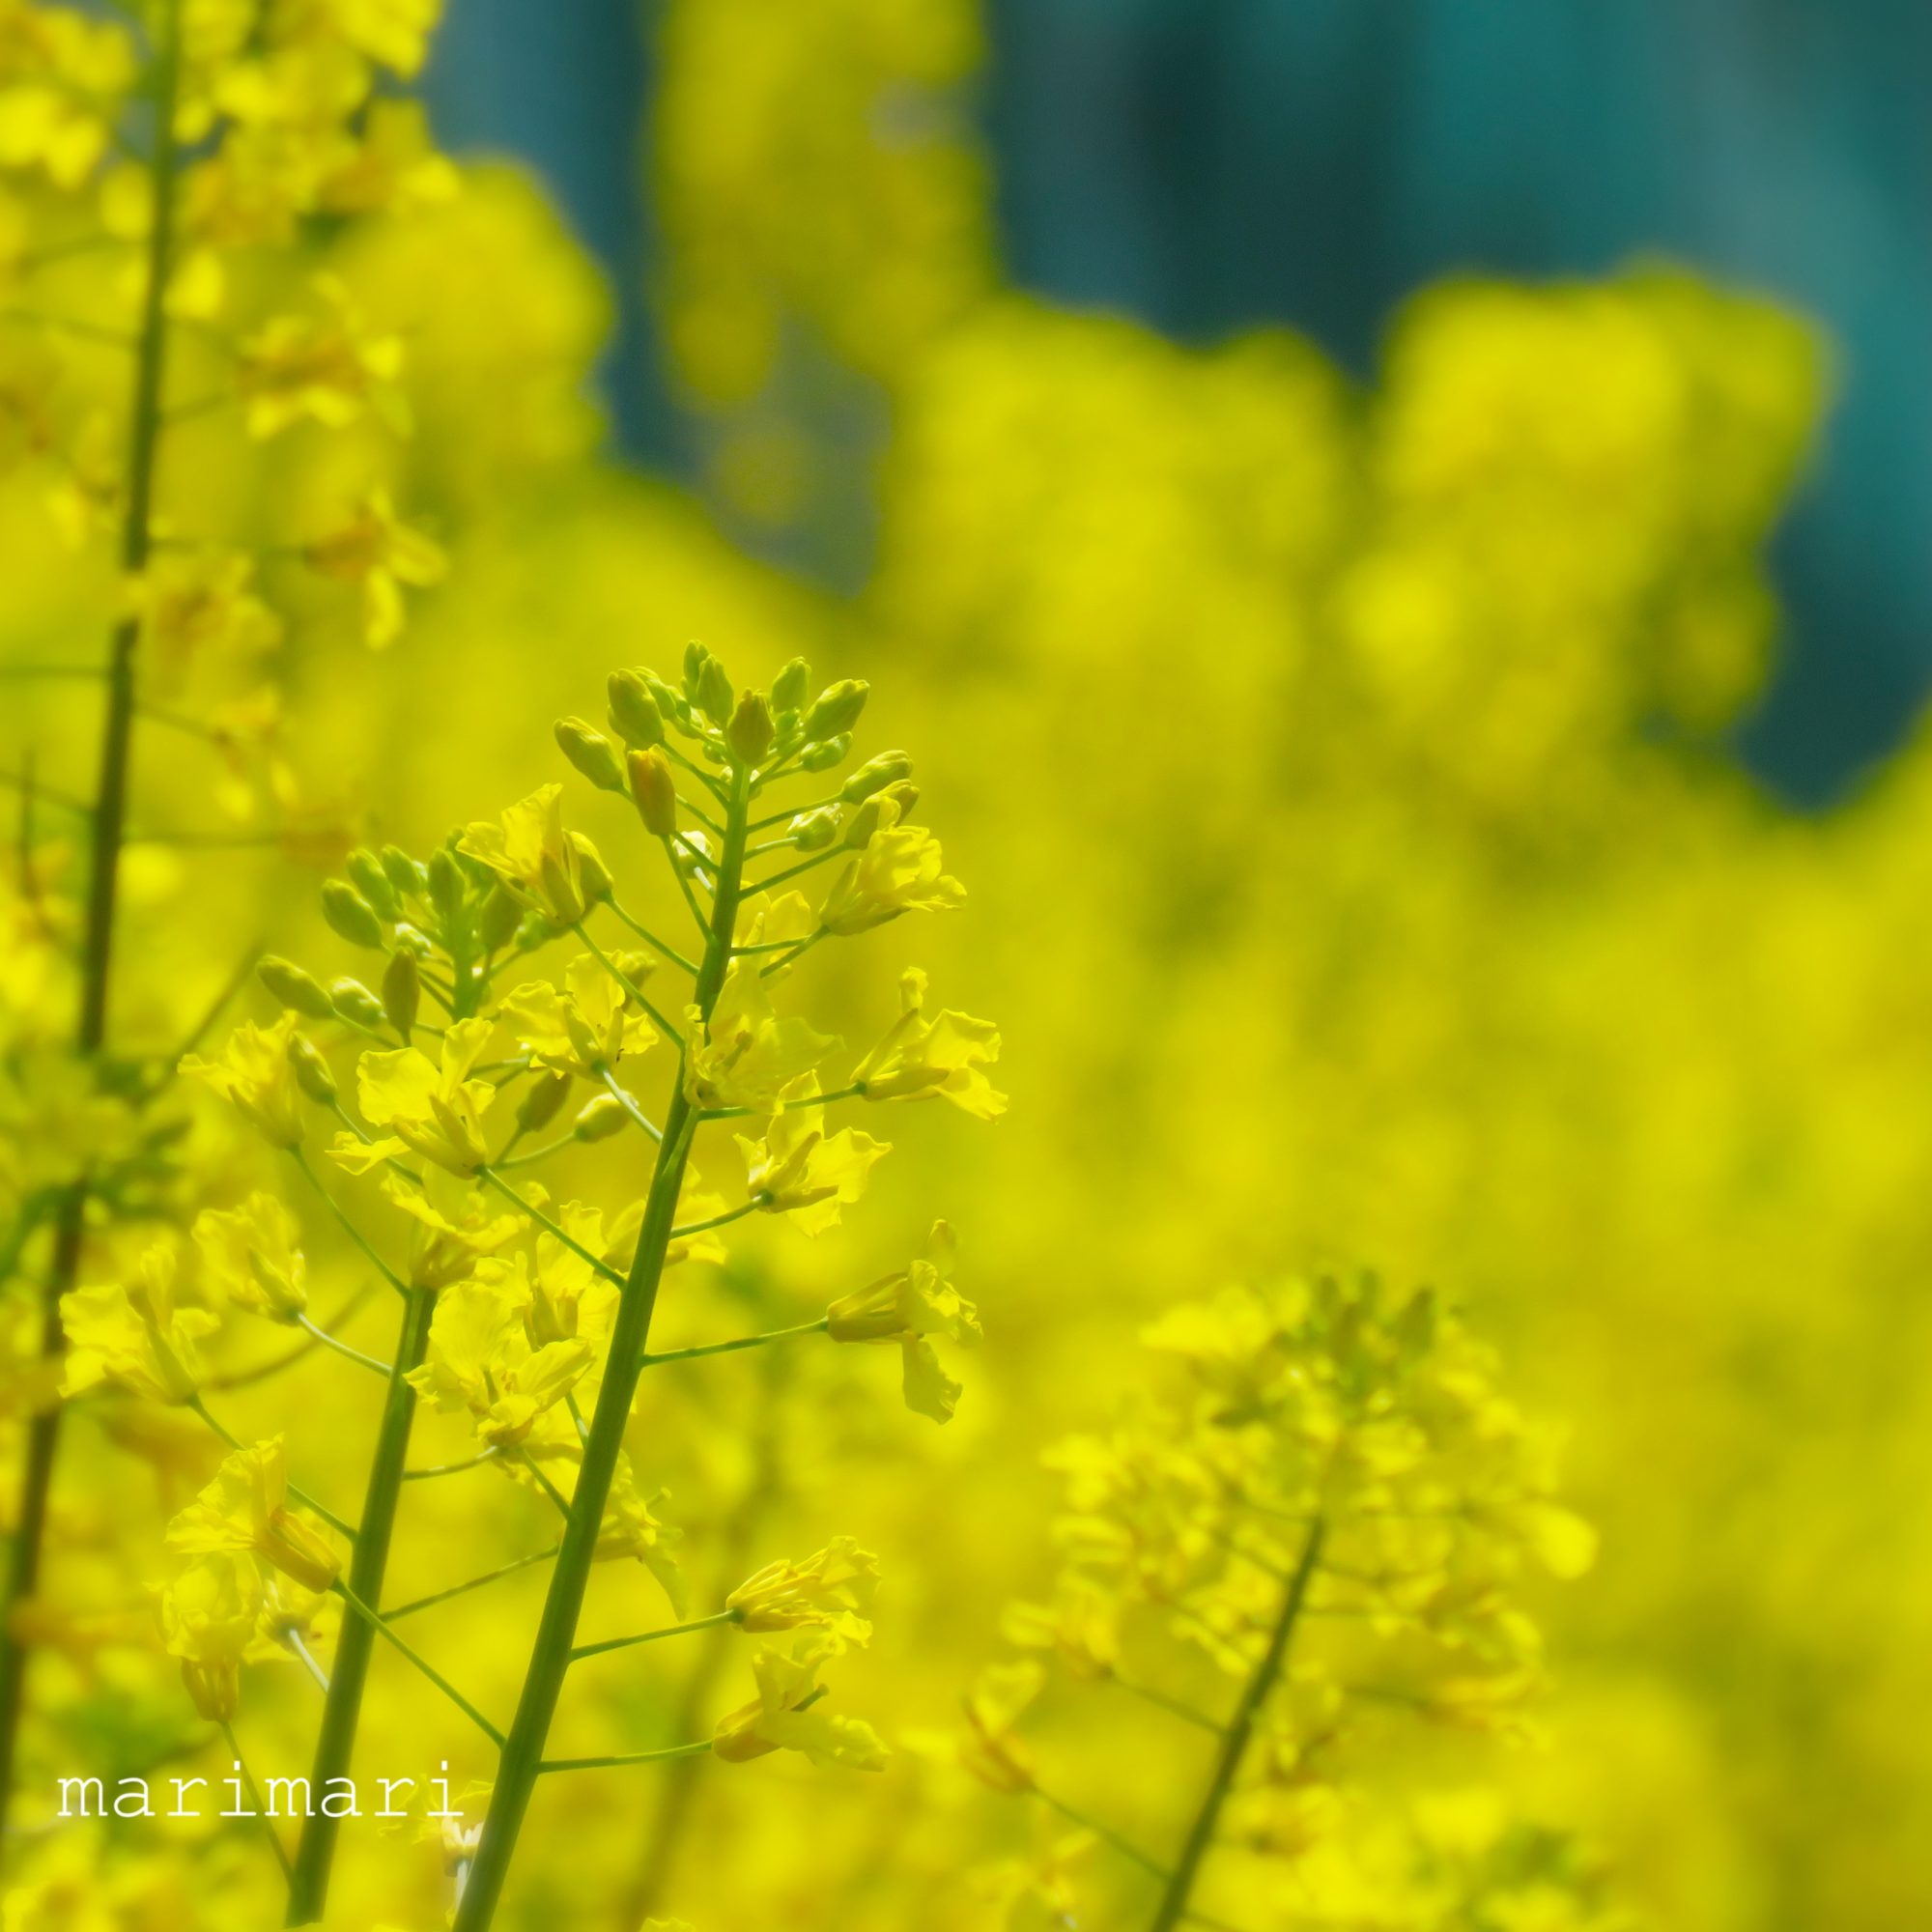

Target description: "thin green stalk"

left=327, top=1579, right=503, bottom=1749
left=186, top=1397, right=356, bottom=1542
left=1037, top=1784, right=1170, bottom=1884
left=402, top=1447, right=500, bottom=1482
left=538, top=1743, right=712, bottom=1774
left=570, top=1609, right=737, bottom=1662
left=282, top=1285, right=435, bottom=1921
left=452, top=761, right=754, bottom=1930
left=1146, top=1518, right=1325, bottom=1932
left=572, top=922, right=683, bottom=1046
left=0, top=0, right=183, bottom=1849
left=476, top=1168, right=626, bottom=1288
left=219, top=1719, right=294, bottom=1883
left=639, top=1315, right=827, bottom=1371
left=386, top=1544, right=559, bottom=1622
left=296, top=1313, right=392, bottom=1378
left=597, top=1065, right=664, bottom=1144
left=291, top=1149, right=411, bottom=1300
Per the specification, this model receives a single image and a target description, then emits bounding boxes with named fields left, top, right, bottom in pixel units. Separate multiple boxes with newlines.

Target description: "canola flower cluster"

left=954, top=1277, right=1622, bottom=1932
left=0, top=0, right=1897, bottom=1927
left=136, top=648, right=1001, bottom=1924
left=1, top=0, right=456, bottom=1883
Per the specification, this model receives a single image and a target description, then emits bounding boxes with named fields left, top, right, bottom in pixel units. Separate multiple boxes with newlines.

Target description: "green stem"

left=327, top=1579, right=503, bottom=1748
left=296, top=1313, right=391, bottom=1379
left=282, top=1285, right=435, bottom=1922
left=1145, top=1518, right=1325, bottom=1932
left=570, top=1609, right=737, bottom=1662
left=219, top=1719, right=294, bottom=1884
left=291, top=1149, right=411, bottom=1300
left=573, top=922, right=684, bottom=1047
left=597, top=1064, right=664, bottom=1144
left=0, top=0, right=184, bottom=1850
left=476, top=1168, right=627, bottom=1287
left=1037, top=1785, right=1170, bottom=1883
left=386, top=1544, right=559, bottom=1622
left=452, top=761, right=754, bottom=1930
left=538, top=1743, right=712, bottom=1774
left=639, top=1315, right=827, bottom=1371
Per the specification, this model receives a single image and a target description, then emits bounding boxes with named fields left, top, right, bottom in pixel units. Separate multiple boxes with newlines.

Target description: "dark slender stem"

left=569, top=1610, right=736, bottom=1662
left=1146, top=1519, right=1325, bottom=1932
left=0, top=4, right=184, bottom=1847
left=452, top=761, right=753, bottom=1930
left=386, top=1544, right=559, bottom=1622
left=282, top=1287, right=435, bottom=1921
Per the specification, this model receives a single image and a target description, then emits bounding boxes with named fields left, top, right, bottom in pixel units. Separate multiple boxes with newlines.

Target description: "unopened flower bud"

left=572, top=1094, right=626, bottom=1142
left=554, top=716, right=627, bottom=793
left=427, top=848, right=464, bottom=923
left=346, top=849, right=400, bottom=920
left=380, top=845, right=426, bottom=901
left=517, top=1071, right=573, bottom=1133
left=726, top=691, right=775, bottom=766
left=574, top=834, right=614, bottom=906
left=329, top=978, right=385, bottom=1029
left=771, top=657, right=810, bottom=715
left=286, top=1033, right=337, bottom=1106
left=321, top=880, right=384, bottom=950
left=840, top=752, right=912, bottom=803
left=806, top=678, right=868, bottom=741
left=607, top=668, right=666, bottom=749
left=629, top=748, right=678, bottom=838
left=799, top=732, right=850, bottom=772
left=480, top=883, right=524, bottom=952
left=842, top=798, right=883, bottom=849
left=697, top=655, right=734, bottom=727
left=382, top=950, right=419, bottom=1040
left=789, top=808, right=838, bottom=851
left=257, top=956, right=333, bottom=1021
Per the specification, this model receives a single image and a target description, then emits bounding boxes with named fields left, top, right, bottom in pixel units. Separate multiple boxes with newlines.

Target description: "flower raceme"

left=153, top=649, right=1003, bottom=1927
left=957, top=1274, right=1614, bottom=1932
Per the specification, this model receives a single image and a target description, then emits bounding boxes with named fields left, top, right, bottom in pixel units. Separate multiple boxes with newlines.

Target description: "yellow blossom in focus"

left=711, top=1634, right=888, bottom=1771
left=683, top=958, right=836, bottom=1113
left=819, top=796, right=965, bottom=935
left=405, top=1264, right=592, bottom=1446
left=853, top=966, right=1005, bottom=1118
left=458, top=783, right=597, bottom=926
left=827, top=1218, right=980, bottom=1422
left=502, top=950, right=657, bottom=1077
left=181, top=1011, right=308, bottom=1148
left=347, top=1014, right=497, bottom=1175
left=734, top=1073, right=888, bottom=1234
left=379, top=1163, right=521, bottom=1291
left=726, top=1536, right=879, bottom=1642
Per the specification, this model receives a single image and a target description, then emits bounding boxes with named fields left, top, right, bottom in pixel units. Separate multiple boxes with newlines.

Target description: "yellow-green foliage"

left=1, top=0, right=1920, bottom=1928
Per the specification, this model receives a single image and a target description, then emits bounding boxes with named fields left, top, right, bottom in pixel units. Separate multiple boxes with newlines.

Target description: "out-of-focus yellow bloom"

left=125, top=551, right=283, bottom=688
left=192, top=1190, right=308, bottom=1319
left=0, top=2, right=133, bottom=186
left=683, top=958, right=836, bottom=1113
left=347, top=1014, right=497, bottom=1175
left=711, top=1634, right=888, bottom=1771
left=180, top=1011, right=308, bottom=1148
left=236, top=275, right=406, bottom=438
left=818, top=797, right=965, bottom=934
left=726, top=1536, right=879, bottom=1643
left=853, top=967, right=1004, bottom=1118
left=734, top=1073, right=888, bottom=1234
left=827, top=1219, right=979, bottom=1422
left=166, top=1436, right=342, bottom=1593
left=958, top=1660, right=1042, bottom=1793
left=156, top=1550, right=262, bottom=1722
left=302, top=488, right=448, bottom=647
left=60, top=1244, right=216, bottom=1404
left=458, top=783, right=596, bottom=926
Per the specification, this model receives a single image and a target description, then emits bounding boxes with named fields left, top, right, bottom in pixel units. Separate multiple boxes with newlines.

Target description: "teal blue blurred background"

left=424, top=0, right=1931, bottom=804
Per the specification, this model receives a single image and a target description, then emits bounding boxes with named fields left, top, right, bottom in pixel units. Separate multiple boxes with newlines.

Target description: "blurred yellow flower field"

left=2, top=2, right=1925, bottom=1929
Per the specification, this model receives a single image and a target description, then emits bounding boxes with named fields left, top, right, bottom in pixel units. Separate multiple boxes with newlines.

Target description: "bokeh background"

left=7, top=2, right=1932, bottom=1928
